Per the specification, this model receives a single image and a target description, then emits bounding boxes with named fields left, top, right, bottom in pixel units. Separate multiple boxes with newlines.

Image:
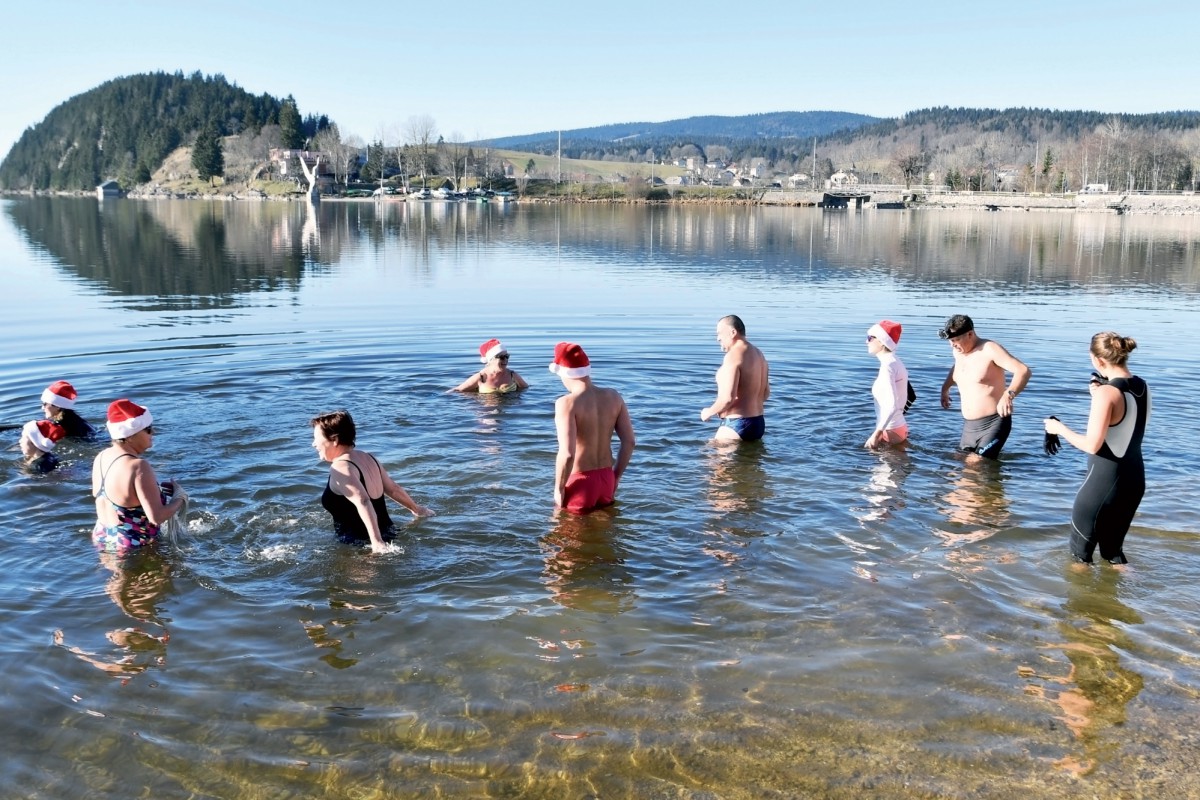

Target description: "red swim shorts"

left=563, top=467, right=616, bottom=514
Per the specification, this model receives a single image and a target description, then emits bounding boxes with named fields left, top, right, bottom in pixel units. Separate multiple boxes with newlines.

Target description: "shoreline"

left=6, top=187, right=1200, bottom=215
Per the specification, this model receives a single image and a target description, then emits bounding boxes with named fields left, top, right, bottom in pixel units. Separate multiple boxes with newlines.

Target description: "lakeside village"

left=94, top=145, right=1200, bottom=215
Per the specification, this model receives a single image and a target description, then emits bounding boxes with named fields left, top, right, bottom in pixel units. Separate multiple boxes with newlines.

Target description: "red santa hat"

left=41, top=380, right=78, bottom=410
left=868, top=320, right=902, bottom=351
left=548, top=342, right=591, bottom=379
left=106, top=398, right=153, bottom=439
left=479, top=338, right=508, bottom=363
left=22, top=419, right=66, bottom=452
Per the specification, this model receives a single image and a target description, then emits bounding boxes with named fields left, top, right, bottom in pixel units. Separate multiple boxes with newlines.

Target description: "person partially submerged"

left=550, top=342, right=635, bottom=514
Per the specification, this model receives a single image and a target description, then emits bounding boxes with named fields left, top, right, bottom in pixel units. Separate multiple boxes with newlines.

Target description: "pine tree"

left=192, top=125, right=224, bottom=184
left=279, top=97, right=304, bottom=149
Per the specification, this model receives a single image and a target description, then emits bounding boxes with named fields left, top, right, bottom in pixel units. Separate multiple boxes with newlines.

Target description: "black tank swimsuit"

left=321, top=455, right=396, bottom=544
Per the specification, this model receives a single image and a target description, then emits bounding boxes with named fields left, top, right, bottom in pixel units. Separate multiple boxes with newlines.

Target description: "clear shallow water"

left=1, top=197, right=1199, bottom=798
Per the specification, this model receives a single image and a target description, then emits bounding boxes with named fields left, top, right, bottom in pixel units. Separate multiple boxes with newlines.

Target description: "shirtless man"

left=938, top=314, right=1031, bottom=459
left=700, top=315, right=770, bottom=442
left=550, top=342, right=635, bottom=514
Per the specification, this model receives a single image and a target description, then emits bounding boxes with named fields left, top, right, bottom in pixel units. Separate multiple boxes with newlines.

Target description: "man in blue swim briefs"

left=700, top=315, right=770, bottom=442
left=550, top=342, right=636, bottom=514
left=938, top=314, right=1031, bottom=459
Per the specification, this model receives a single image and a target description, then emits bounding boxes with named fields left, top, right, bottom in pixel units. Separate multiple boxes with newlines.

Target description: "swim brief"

left=959, top=413, right=1012, bottom=459
left=720, top=415, right=765, bottom=442
left=563, top=467, right=616, bottom=515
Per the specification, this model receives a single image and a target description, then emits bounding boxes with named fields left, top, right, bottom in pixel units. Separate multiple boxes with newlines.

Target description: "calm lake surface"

left=2, top=197, right=1198, bottom=798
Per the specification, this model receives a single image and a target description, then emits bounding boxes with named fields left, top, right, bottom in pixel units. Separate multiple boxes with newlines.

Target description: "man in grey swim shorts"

left=938, top=314, right=1031, bottom=459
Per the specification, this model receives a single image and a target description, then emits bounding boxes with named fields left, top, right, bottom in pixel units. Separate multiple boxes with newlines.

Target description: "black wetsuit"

left=320, top=455, right=396, bottom=544
left=1070, top=376, right=1150, bottom=564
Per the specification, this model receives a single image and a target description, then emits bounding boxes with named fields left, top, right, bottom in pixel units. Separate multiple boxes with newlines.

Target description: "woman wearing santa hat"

left=19, top=419, right=66, bottom=474
left=91, top=399, right=188, bottom=553
left=865, top=320, right=910, bottom=448
left=311, top=410, right=433, bottom=553
left=40, top=380, right=96, bottom=439
left=452, top=339, right=529, bottom=394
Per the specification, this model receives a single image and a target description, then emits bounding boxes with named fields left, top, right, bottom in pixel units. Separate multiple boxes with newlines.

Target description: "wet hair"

left=1090, top=331, right=1137, bottom=367
left=720, top=314, right=746, bottom=335
left=311, top=410, right=356, bottom=447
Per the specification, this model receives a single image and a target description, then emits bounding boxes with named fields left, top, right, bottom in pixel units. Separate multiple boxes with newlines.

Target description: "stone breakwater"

left=760, top=189, right=1200, bottom=215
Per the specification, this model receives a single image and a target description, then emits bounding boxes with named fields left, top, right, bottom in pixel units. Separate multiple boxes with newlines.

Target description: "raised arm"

left=452, top=372, right=483, bottom=393
left=1045, top=384, right=1120, bottom=455
left=987, top=341, right=1032, bottom=416
left=132, top=460, right=187, bottom=526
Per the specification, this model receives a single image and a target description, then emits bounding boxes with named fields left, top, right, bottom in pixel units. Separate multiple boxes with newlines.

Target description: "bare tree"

left=895, top=148, right=927, bottom=189
left=443, top=131, right=469, bottom=190
left=404, top=114, right=439, bottom=188
left=311, top=123, right=357, bottom=187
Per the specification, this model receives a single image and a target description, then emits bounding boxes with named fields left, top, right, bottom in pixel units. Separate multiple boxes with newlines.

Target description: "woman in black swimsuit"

left=310, top=410, right=433, bottom=553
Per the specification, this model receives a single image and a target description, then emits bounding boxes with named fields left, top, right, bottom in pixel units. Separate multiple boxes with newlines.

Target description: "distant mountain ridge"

left=486, top=111, right=880, bottom=149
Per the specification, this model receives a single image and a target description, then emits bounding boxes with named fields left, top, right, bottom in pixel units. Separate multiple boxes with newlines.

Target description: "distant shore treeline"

left=3, top=71, right=1200, bottom=194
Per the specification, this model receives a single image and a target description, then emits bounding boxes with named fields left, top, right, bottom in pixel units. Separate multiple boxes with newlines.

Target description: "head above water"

left=938, top=314, right=974, bottom=340
left=867, top=320, right=902, bottom=351
left=548, top=342, right=591, bottom=379
left=478, top=338, right=508, bottom=364
left=310, top=409, right=357, bottom=447
left=41, top=380, right=78, bottom=410
left=106, top=398, right=153, bottom=440
left=719, top=314, right=746, bottom=336
left=1090, top=331, right=1137, bottom=367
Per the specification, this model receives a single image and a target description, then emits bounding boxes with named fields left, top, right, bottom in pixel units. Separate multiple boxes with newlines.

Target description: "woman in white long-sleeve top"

left=864, top=320, right=909, bottom=448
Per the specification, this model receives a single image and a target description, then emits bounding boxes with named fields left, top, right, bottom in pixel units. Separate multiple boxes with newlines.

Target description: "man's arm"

left=613, top=399, right=635, bottom=483
left=940, top=365, right=956, bottom=409
left=987, top=341, right=1032, bottom=416
left=700, top=356, right=740, bottom=421
left=553, top=397, right=576, bottom=507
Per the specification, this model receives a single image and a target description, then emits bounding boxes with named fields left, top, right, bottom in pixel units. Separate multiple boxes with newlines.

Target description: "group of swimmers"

left=13, top=313, right=1149, bottom=565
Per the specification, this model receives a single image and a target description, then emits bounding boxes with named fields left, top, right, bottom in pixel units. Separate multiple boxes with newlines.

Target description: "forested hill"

left=488, top=111, right=879, bottom=152
left=827, top=106, right=1200, bottom=145
left=0, top=72, right=323, bottom=191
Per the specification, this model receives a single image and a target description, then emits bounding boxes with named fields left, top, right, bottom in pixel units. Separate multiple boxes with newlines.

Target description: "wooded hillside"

left=0, top=72, right=324, bottom=191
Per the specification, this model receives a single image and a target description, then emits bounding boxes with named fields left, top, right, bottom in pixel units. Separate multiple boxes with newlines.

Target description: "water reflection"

left=300, top=552, right=393, bottom=670
left=934, top=458, right=1012, bottom=545
left=540, top=511, right=635, bottom=614
left=853, top=447, right=912, bottom=525
left=53, top=551, right=173, bottom=681
left=3, top=197, right=352, bottom=302
left=703, top=441, right=771, bottom=516
left=1022, top=566, right=1145, bottom=776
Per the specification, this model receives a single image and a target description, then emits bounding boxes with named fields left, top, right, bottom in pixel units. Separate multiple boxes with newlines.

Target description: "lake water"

left=2, top=197, right=1199, bottom=798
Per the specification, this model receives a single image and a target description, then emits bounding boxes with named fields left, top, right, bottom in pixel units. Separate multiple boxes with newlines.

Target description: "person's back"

left=562, top=384, right=625, bottom=472
left=728, top=340, right=769, bottom=418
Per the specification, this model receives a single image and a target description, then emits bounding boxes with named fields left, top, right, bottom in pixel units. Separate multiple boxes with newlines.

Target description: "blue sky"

left=3, top=0, right=1196, bottom=158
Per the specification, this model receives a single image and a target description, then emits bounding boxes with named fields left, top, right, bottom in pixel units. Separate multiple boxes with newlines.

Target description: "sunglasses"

left=866, top=335, right=876, bottom=342
left=144, top=426, right=155, bottom=435
left=496, top=353, right=510, bottom=360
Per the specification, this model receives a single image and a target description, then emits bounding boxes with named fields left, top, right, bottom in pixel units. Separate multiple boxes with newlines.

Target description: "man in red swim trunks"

left=550, top=342, right=635, bottom=514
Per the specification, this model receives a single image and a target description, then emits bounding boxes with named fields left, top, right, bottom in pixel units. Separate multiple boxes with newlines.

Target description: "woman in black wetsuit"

left=1044, top=332, right=1150, bottom=564
left=310, top=410, right=433, bottom=553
